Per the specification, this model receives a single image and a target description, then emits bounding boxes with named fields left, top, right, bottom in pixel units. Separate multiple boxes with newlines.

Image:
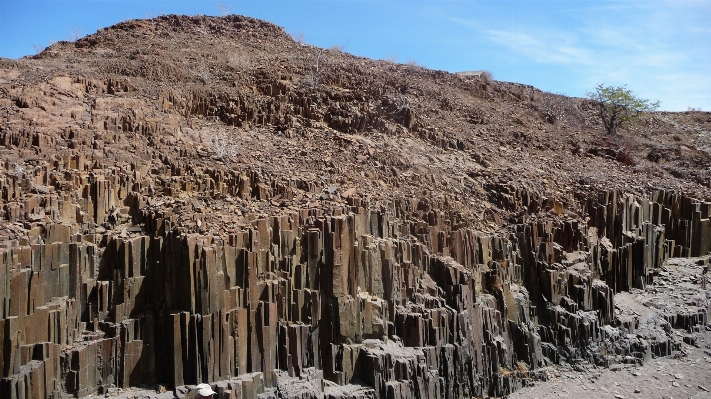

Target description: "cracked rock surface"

left=0, top=14, right=710, bottom=399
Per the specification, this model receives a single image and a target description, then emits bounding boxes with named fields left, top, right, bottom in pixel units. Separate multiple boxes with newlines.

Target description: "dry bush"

left=35, top=38, right=58, bottom=53
left=196, top=63, right=210, bottom=83
left=211, top=132, right=237, bottom=160
left=300, top=52, right=322, bottom=90
left=536, top=92, right=586, bottom=127
left=687, top=106, right=703, bottom=112
left=291, top=31, right=305, bottom=45
left=216, top=2, right=232, bottom=16
left=537, top=92, right=567, bottom=124
left=228, top=52, right=251, bottom=72
left=67, top=27, right=84, bottom=42
left=480, top=70, right=494, bottom=83
left=328, top=41, right=348, bottom=53
left=385, top=94, right=411, bottom=112
left=301, top=72, right=320, bottom=89
left=383, top=54, right=399, bottom=63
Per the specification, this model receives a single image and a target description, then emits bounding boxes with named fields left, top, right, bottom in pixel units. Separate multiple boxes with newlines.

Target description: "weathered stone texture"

left=1, top=171, right=709, bottom=398
left=0, top=14, right=709, bottom=399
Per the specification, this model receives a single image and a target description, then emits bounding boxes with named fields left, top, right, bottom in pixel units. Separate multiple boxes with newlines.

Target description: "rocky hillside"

left=0, top=15, right=709, bottom=399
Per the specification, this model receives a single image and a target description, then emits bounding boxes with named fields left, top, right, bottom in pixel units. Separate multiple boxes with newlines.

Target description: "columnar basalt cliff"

left=1, top=15, right=710, bottom=399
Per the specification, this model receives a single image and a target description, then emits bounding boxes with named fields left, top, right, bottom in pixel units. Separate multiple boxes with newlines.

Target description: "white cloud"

left=447, top=2, right=710, bottom=111
left=484, top=29, right=593, bottom=65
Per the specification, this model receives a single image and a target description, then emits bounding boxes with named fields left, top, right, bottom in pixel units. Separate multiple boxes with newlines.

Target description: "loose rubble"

left=510, top=258, right=711, bottom=399
left=0, top=14, right=710, bottom=399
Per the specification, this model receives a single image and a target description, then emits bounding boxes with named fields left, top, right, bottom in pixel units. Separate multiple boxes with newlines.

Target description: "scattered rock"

left=1, top=13, right=710, bottom=399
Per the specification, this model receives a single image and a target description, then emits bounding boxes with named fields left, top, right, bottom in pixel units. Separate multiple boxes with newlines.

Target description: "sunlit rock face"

left=0, top=14, right=709, bottom=399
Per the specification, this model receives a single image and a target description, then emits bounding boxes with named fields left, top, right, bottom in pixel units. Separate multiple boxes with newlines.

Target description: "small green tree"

left=587, top=84, right=659, bottom=134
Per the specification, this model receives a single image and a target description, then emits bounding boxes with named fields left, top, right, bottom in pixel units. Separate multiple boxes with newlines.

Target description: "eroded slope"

left=0, top=14, right=709, bottom=399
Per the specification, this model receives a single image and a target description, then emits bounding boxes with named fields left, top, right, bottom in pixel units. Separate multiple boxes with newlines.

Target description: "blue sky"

left=1, top=0, right=709, bottom=111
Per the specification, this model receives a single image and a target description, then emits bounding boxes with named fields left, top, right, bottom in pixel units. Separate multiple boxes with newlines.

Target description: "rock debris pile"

left=0, top=14, right=710, bottom=399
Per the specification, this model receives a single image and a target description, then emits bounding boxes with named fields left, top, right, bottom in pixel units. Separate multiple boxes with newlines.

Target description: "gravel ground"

left=511, top=256, right=711, bottom=399
left=510, top=330, right=711, bottom=399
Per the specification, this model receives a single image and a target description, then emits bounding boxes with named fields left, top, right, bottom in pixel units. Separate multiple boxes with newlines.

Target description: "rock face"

left=0, top=14, right=710, bottom=399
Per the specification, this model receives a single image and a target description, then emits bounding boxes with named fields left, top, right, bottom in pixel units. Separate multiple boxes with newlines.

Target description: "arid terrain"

left=0, top=15, right=709, bottom=399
